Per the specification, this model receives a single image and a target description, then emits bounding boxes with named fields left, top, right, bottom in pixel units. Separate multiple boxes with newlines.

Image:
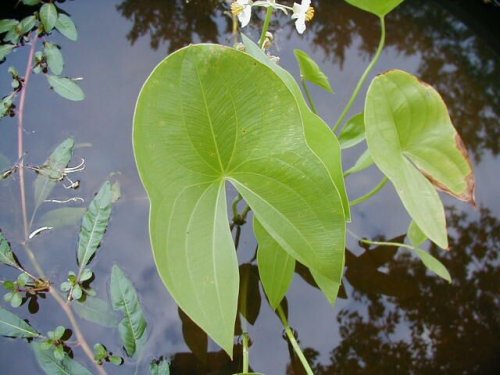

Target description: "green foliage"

left=43, top=42, right=64, bottom=75
left=40, top=3, right=58, bottom=33
left=0, top=44, right=15, bottom=61
left=344, top=149, right=373, bottom=177
left=413, top=248, right=451, bottom=283
left=365, top=69, right=475, bottom=248
left=47, top=75, right=85, bottom=101
left=338, top=113, right=365, bottom=149
left=73, top=297, right=119, bottom=328
left=110, top=265, right=147, bottom=357
left=55, top=14, right=78, bottom=41
left=38, top=207, right=86, bottom=229
left=345, top=0, right=405, bottom=17
left=407, top=220, right=427, bottom=247
left=32, top=342, right=93, bottom=375
left=134, top=44, right=346, bottom=354
left=93, top=343, right=123, bottom=366
left=0, top=230, right=19, bottom=268
left=294, top=49, right=333, bottom=92
left=150, top=357, right=170, bottom=375
left=0, top=307, right=39, bottom=338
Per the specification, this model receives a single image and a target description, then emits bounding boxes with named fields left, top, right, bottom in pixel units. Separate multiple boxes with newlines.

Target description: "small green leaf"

left=254, top=219, right=295, bottom=309
left=55, top=14, right=77, bottom=41
left=294, top=49, right=333, bottom=92
left=0, top=307, right=39, bottom=338
left=93, top=343, right=107, bottom=359
left=44, top=42, right=64, bottom=75
left=149, top=358, right=170, bottom=375
left=77, top=181, right=113, bottom=267
left=60, top=282, right=71, bottom=292
left=109, top=355, right=123, bottom=366
left=338, top=113, right=365, bottom=149
left=53, top=346, right=65, bottom=361
left=414, top=248, right=451, bottom=283
left=47, top=75, right=85, bottom=101
left=73, top=297, right=119, bottom=328
left=344, top=0, right=405, bottom=17
left=54, top=326, right=65, bottom=339
left=4, top=29, right=20, bottom=44
left=407, top=220, right=427, bottom=247
left=80, top=268, right=93, bottom=282
left=33, top=342, right=94, bottom=375
left=38, top=207, right=86, bottom=229
left=0, top=20, right=18, bottom=33
left=365, top=70, right=475, bottom=248
left=0, top=230, right=20, bottom=268
left=72, top=285, right=82, bottom=300
left=0, top=44, right=15, bottom=61
left=110, top=265, right=147, bottom=357
left=344, top=149, right=373, bottom=177
left=22, top=0, right=41, bottom=5
left=19, top=15, right=37, bottom=34
left=40, top=3, right=58, bottom=32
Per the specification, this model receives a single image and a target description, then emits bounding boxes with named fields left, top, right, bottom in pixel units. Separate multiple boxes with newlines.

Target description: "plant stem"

left=347, top=230, right=413, bottom=251
left=258, top=7, right=273, bottom=48
left=277, top=305, right=314, bottom=375
left=349, top=176, right=388, bottom=207
left=332, top=16, right=386, bottom=133
left=301, top=79, right=317, bottom=114
left=242, top=332, right=250, bottom=373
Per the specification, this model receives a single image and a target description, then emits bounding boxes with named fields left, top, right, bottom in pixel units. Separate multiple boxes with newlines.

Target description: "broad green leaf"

left=242, top=34, right=350, bottom=222
left=33, top=138, right=74, bottom=214
left=38, top=207, right=86, bottom=229
left=47, top=75, right=85, bottom=101
left=110, top=265, right=147, bottom=357
left=344, top=0, right=405, bottom=17
left=344, top=148, right=373, bottom=177
left=365, top=70, right=475, bottom=248
left=77, top=181, right=113, bottom=267
left=311, top=269, right=342, bottom=305
left=134, top=44, right=346, bottom=354
left=150, top=358, right=170, bottom=375
left=407, top=220, right=427, bottom=247
left=294, top=49, right=333, bottom=92
left=338, top=113, right=365, bottom=149
left=44, top=42, right=64, bottom=75
left=0, top=230, right=19, bottom=268
left=73, top=297, right=119, bottom=328
left=254, top=219, right=295, bottom=309
left=0, top=307, right=39, bottom=338
left=32, top=342, right=94, bottom=375
left=40, top=3, right=58, bottom=32
left=55, top=14, right=78, bottom=41
left=0, top=20, right=18, bottom=33
left=0, top=44, right=15, bottom=61
left=414, top=248, right=451, bottom=283
left=19, top=15, right=37, bottom=34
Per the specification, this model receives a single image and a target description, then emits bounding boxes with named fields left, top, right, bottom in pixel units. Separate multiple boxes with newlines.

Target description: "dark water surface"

left=0, top=0, right=499, bottom=374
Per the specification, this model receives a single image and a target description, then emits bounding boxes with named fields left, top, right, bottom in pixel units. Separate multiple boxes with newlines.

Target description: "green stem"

left=349, top=177, right=388, bottom=207
left=258, top=7, right=273, bottom=48
left=348, top=230, right=413, bottom=251
left=301, top=79, right=317, bottom=114
left=332, top=16, right=386, bottom=133
left=277, top=305, right=314, bottom=375
left=242, top=332, right=250, bottom=373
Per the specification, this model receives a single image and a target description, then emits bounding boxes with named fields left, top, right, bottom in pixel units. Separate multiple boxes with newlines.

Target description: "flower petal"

left=295, top=17, right=306, bottom=34
left=239, top=6, right=252, bottom=27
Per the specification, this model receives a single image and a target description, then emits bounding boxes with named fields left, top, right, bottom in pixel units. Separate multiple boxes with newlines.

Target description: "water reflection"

left=117, top=0, right=499, bottom=162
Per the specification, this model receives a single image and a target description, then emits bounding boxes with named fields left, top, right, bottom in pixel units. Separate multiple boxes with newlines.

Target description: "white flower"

left=231, top=0, right=252, bottom=28
left=291, top=0, right=315, bottom=34
left=253, top=0, right=289, bottom=15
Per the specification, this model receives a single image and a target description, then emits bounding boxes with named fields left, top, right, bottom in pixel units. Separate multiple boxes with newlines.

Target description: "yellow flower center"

left=305, top=6, right=315, bottom=22
left=231, top=3, right=245, bottom=17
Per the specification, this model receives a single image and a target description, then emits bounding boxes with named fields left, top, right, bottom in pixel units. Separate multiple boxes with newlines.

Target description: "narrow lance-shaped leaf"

left=344, top=0, right=405, bottom=17
left=47, top=75, right=85, bottom=101
left=33, top=138, right=74, bottom=214
left=110, top=265, right=147, bottom=357
left=0, top=230, right=19, bottom=268
left=40, top=3, right=58, bottom=32
left=32, top=342, right=93, bottom=375
left=338, top=113, right=365, bottom=149
left=254, top=218, right=295, bottom=309
left=55, top=14, right=78, bottom=41
left=44, top=42, right=64, bottom=75
left=134, top=43, right=346, bottom=355
left=414, top=248, right=451, bottom=283
left=407, top=220, right=427, bottom=247
left=0, top=307, right=39, bottom=338
left=365, top=70, right=475, bottom=249
left=77, top=181, right=113, bottom=268
left=294, top=49, right=333, bottom=92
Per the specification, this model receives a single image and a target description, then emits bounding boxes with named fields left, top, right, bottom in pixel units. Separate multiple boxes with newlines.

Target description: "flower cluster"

left=231, top=0, right=315, bottom=34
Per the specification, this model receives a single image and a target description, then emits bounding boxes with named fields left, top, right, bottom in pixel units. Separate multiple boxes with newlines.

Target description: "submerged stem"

left=258, top=7, right=273, bottom=48
left=277, top=305, right=314, bottom=375
left=350, top=176, right=388, bottom=207
left=242, top=332, right=250, bottom=373
left=332, top=16, right=386, bottom=133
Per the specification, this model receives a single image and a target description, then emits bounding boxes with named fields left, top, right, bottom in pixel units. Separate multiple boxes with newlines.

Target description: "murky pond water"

left=0, top=0, right=499, bottom=374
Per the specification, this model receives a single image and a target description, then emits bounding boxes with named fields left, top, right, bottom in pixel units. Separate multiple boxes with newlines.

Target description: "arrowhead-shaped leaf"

left=344, top=0, right=405, bottom=17
left=0, top=307, right=39, bottom=338
left=365, top=70, right=475, bottom=249
left=133, top=43, right=346, bottom=355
